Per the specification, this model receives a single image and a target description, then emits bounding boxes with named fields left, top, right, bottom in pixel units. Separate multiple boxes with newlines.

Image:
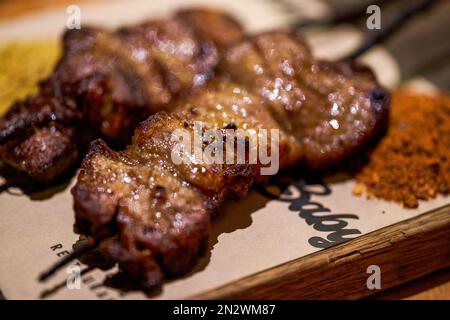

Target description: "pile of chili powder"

left=354, top=90, right=450, bottom=208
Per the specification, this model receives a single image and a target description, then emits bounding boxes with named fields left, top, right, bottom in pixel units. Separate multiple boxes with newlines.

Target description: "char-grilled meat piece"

left=223, top=31, right=389, bottom=169
left=1, top=126, right=78, bottom=182
left=72, top=31, right=389, bottom=292
left=73, top=108, right=254, bottom=290
left=0, top=8, right=244, bottom=182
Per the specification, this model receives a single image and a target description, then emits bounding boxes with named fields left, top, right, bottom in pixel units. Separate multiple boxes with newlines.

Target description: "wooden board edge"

left=191, top=204, right=450, bottom=299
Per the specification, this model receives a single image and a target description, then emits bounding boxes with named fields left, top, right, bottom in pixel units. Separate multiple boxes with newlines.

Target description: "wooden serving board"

left=194, top=205, right=450, bottom=299
left=0, top=0, right=448, bottom=300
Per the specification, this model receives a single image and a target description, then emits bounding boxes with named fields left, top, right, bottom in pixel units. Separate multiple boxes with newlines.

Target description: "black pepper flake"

left=189, top=107, right=198, bottom=115
left=370, top=87, right=386, bottom=101
left=225, top=123, right=237, bottom=130
left=155, top=185, right=166, bottom=199
left=142, top=225, right=156, bottom=235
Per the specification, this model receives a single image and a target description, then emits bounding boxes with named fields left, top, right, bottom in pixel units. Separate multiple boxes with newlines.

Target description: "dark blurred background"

left=278, top=0, right=450, bottom=90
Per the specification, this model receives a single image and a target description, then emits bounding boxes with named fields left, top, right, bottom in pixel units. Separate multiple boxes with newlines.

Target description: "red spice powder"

left=354, top=90, right=450, bottom=208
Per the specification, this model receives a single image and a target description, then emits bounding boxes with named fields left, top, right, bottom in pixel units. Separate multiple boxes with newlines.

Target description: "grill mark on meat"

left=97, top=33, right=150, bottom=107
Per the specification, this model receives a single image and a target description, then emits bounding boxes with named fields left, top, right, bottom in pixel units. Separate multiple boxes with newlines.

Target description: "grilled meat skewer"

left=0, top=8, right=244, bottom=182
left=223, top=31, right=389, bottom=169
left=70, top=31, right=389, bottom=292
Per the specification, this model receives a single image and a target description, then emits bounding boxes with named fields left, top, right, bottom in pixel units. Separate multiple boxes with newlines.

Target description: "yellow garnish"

left=0, top=40, right=60, bottom=116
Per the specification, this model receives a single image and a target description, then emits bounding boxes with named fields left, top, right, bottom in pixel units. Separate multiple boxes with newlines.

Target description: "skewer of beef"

left=0, top=8, right=244, bottom=182
left=40, top=30, right=389, bottom=293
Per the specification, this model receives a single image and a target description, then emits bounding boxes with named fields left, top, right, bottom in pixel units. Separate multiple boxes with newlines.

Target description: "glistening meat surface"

left=0, top=8, right=244, bottom=182
left=223, top=31, right=389, bottom=169
left=72, top=31, right=390, bottom=292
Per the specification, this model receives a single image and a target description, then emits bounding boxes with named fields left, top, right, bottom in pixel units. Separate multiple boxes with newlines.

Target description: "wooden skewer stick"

left=345, top=0, right=438, bottom=60
left=38, top=236, right=104, bottom=282
left=40, top=266, right=95, bottom=298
